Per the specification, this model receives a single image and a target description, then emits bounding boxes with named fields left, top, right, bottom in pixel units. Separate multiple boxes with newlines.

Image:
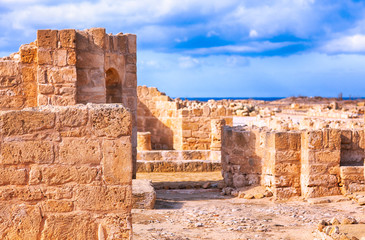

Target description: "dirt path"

left=133, top=189, right=365, bottom=240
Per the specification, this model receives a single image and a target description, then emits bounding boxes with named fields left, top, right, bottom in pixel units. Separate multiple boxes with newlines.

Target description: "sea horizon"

left=177, top=96, right=365, bottom=102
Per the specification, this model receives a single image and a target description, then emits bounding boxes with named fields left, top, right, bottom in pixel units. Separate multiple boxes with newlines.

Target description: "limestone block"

left=102, top=138, right=132, bottom=184
left=1, top=141, right=54, bottom=164
left=74, top=185, right=131, bottom=211
left=0, top=166, right=27, bottom=185
left=37, top=165, right=98, bottom=185
left=315, top=150, right=340, bottom=164
left=41, top=214, right=98, bottom=240
left=59, top=29, right=76, bottom=48
left=48, top=66, right=77, bottom=83
left=132, top=179, right=156, bottom=209
left=59, top=138, right=101, bottom=164
left=274, top=175, right=300, bottom=188
left=20, top=45, right=37, bottom=63
left=39, top=84, right=55, bottom=94
left=305, top=174, right=339, bottom=187
left=37, top=49, right=53, bottom=65
left=126, top=34, right=136, bottom=54
left=340, top=166, right=364, bottom=181
left=99, top=213, right=132, bottom=240
left=0, top=61, right=20, bottom=87
left=76, top=51, right=104, bottom=68
left=37, top=29, right=58, bottom=48
left=67, top=49, right=76, bottom=65
left=137, top=132, right=152, bottom=151
left=305, top=130, right=323, bottom=150
left=0, top=203, right=42, bottom=239
left=88, top=27, right=106, bottom=48
left=125, top=72, right=137, bottom=88
left=274, top=162, right=301, bottom=175
left=42, top=200, right=74, bottom=212
left=302, top=186, right=341, bottom=198
left=90, top=104, right=132, bottom=137
left=274, top=150, right=301, bottom=162
left=51, top=95, right=76, bottom=106
left=126, top=53, right=136, bottom=64
left=275, top=187, right=300, bottom=199
left=142, top=151, right=162, bottom=161
left=54, top=49, right=67, bottom=66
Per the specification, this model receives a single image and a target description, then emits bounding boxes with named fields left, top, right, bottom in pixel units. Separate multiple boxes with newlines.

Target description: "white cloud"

left=185, top=41, right=294, bottom=55
left=249, top=29, right=258, bottom=38
left=322, top=34, right=365, bottom=54
left=178, top=56, right=200, bottom=69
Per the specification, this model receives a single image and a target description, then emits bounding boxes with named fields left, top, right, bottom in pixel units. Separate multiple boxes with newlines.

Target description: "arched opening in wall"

left=106, top=68, right=122, bottom=103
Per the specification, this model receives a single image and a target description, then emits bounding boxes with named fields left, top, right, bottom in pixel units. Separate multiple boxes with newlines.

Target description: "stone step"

left=136, top=159, right=221, bottom=173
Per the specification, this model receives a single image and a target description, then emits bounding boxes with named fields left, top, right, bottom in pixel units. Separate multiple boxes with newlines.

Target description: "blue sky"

left=1, top=0, right=365, bottom=97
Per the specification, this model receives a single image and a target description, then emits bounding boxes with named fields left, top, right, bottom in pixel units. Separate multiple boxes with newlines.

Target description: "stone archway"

left=105, top=68, right=122, bottom=103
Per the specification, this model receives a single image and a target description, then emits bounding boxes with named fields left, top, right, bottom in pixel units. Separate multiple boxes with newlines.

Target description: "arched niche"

left=105, top=68, right=122, bottom=103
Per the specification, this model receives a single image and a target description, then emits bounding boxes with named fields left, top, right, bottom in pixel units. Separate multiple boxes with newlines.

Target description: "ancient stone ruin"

left=0, top=28, right=136, bottom=239
left=1, top=27, right=365, bottom=239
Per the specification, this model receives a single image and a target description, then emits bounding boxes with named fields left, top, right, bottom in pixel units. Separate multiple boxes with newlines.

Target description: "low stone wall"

left=137, top=150, right=221, bottom=172
left=222, top=126, right=365, bottom=199
left=0, top=104, right=133, bottom=239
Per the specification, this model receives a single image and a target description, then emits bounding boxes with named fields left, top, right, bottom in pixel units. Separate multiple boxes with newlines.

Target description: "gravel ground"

left=133, top=189, right=365, bottom=240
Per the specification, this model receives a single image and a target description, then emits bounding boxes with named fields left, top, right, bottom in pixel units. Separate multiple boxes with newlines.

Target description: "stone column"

left=210, top=119, right=225, bottom=151
left=137, top=132, right=152, bottom=151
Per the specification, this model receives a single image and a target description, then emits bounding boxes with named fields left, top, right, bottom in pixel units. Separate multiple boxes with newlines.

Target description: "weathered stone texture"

left=222, top=126, right=365, bottom=200
left=0, top=104, right=133, bottom=239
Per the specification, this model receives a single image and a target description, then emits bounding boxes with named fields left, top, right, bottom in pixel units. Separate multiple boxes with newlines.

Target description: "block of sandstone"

left=132, top=179, right=156, bottom=209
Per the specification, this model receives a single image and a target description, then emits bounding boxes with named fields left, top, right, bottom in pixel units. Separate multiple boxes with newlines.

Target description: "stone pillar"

left=301, top=129, right=341, bottom=198
left=210, top=119, right=225, bottom=151
left=137, top=132, right=152, bottom=151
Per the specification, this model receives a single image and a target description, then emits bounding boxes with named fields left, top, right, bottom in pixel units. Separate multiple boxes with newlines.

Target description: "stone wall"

left=222, top=126, right=365, bottom=199
left=137, top=86, right=232, bottom=151
left=0, top=104, right=133, bottom=239
left=1, top=27, right=138, bottom=177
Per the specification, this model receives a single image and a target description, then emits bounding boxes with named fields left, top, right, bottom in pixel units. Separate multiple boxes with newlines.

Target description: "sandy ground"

left=132, top=188, right=365, bottom=240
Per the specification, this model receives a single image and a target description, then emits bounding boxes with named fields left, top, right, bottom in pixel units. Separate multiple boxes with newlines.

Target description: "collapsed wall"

left=222, top=126, right=365, bottom=199
left=0, top=104, right=133, bottom=239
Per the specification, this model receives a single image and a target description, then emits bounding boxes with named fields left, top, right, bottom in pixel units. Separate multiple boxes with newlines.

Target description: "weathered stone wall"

left=0, top=104, right=133, bottom=239
left=0, top=45, right=37, bottom=110
left=222, top=126, right=365, bottom=199
left=137, top=86, right=232, bottom=151
left=137, top=86, right=180, bottom=150
left=1, top=27, right=138, bottom=178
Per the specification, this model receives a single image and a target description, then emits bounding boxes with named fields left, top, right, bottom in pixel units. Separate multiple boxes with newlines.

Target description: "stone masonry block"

left=38, top=165, right=98, bottom=185
left=0, top=203, right=42, bottom=239
left=1, top=141, right=54, bottom=164
left=59, top=29, right=76, bottom=48
left=41, top=213, right=98, bottom=240
left=88, top=27, right=106, bottom=48
left=74, top=185, right=131, bottom=211
left=57, top=105, right=88, bottom=127
left=102, top=137, right=132, bottom=184
left=37, top=29, right=58, bottom=48
left=59, top=138, right=101, bottom=165
left=42, top=200, right=74, bottom=213
left=126, top=34, right=136, bottom=54
left=0, top=167, right=27, bottom=185
left=90, top=104, right=132, bottom=137
left=0, top=110, right=55, bottom=136
left=20, top=45, right=37, bottom=63
left=37, top=49, right=53, bottom=65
